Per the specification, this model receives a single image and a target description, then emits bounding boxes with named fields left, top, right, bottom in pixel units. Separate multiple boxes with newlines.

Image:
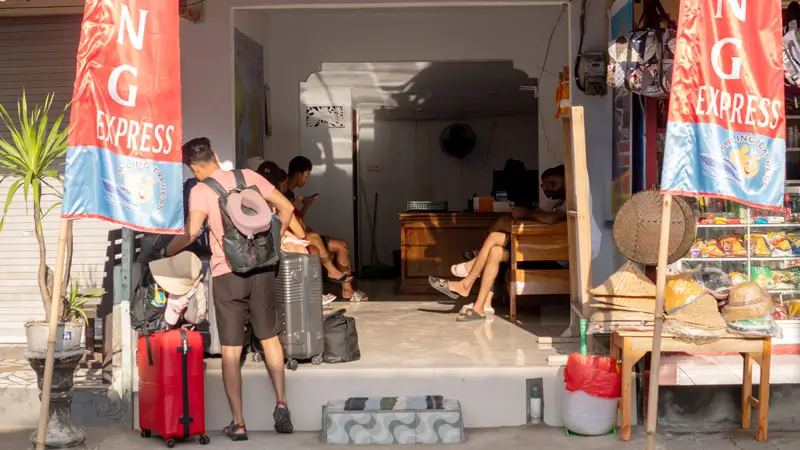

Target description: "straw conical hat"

left=591, top=261, right=656, bottom=298
left=666, top=293, right=727, bottom=330
left=592, top=296, right=656, bottom=314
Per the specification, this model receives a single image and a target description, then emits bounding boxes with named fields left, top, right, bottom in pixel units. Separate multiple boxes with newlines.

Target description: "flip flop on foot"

left=460, top=302, right=495, bottom=315
left=428, top=276, right=461, bottom=299
left=328, top=273, right=354, bottom=284
left=343, top=290, right=368, bottom=302
left=451, top=263, right=469, bottom=278
left=456, top=309, right=486, bottom=322
left=223, top=421, right=248, bottom=441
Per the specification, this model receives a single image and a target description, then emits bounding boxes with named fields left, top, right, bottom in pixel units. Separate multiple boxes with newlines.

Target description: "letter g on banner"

left=108, top=65, right=138, bottom=107
left=711, top=37, right=743, bottom=80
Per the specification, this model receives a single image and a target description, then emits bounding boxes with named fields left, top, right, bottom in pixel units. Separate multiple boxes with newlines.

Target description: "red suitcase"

left=138, top=329, right=209, bottom=447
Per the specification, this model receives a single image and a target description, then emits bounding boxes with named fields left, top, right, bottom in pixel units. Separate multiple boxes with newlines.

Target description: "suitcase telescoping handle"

left=176, top=329, right=194, bottom=439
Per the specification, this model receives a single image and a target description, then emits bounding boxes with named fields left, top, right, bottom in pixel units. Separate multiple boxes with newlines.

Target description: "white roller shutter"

left=0, top=15, right=117, bottom=344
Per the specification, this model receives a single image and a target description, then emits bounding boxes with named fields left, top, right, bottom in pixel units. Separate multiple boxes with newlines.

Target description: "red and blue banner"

left=661, top=0, right=786, bottom=210
left=62, top=0, right=184, bottom=233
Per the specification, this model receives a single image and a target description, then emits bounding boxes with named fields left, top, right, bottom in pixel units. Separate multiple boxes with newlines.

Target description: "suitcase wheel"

left=166, top=438, right=176, bottom=448
left=286, top=359, right=299, bottom=371
left=140, top=430, right=151, bottom=438
left=253, top=353, right=264, bottom=363
left=311, top=354, right=323, bottom=365
left=199, top=434, right=211, bottom=445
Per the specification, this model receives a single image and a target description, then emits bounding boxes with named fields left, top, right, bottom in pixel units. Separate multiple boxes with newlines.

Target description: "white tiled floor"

left=660, top=354, right=800, bottom=385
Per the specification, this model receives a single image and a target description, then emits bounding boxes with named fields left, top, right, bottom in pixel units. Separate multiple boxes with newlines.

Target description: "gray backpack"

left=201, top=170, right=281, bottom=274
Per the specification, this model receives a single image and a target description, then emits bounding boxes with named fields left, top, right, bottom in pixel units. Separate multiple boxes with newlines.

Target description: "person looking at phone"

left=284, top=156, right=369, bottom=302
left=286, top=156, right=318, bottom=218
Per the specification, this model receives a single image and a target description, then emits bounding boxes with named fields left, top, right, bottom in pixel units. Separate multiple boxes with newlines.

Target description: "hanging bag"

left=607, top=0, right=676, bottom=98
left=783, top=2, right=800, bottom=87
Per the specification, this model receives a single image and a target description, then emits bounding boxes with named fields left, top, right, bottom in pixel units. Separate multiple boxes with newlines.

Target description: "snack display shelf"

left=678, top=205, right=800, bottom=343
left=681, top=257, right=799, bottom=262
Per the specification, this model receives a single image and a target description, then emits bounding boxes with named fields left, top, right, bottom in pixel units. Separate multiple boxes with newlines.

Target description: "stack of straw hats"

left=588, top=261, right=656, bottom=333
left=722, top=282, right=781, bottom=338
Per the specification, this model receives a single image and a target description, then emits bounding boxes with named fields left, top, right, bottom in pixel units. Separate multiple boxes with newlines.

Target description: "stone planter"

left=24, top=321, right=86, bottom=448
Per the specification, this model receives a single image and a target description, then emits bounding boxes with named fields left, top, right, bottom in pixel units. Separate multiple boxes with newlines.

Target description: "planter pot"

left=24, top=322, right=86, bottom=448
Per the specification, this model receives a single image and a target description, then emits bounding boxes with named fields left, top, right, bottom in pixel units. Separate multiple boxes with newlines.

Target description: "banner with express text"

left=661, top=0, right=786, bottom=210
left=62, top=0, right=184, bottom=233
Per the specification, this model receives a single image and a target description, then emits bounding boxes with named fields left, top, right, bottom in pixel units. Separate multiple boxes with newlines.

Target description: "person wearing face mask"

left=430, top=165, right=601, bottom=321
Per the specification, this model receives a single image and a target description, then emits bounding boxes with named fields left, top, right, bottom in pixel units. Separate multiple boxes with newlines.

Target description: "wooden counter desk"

left=399, top=213, right=571, bottom=303
left=400, top=212, right=504, bottom=295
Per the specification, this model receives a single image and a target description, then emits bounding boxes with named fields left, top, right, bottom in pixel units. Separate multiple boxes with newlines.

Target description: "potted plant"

left=0, top=92, right=90, bottom=447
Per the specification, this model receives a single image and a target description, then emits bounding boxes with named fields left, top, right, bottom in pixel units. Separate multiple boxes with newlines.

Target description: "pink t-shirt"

left=189, top=169, right=275, bottom=277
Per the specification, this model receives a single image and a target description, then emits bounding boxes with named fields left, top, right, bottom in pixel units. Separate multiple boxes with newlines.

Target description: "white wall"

left=270, top=7, right=567, bottom=255
left=179, top=0, right=615, bottom=284
left=358, top=114, right=538, bottom=266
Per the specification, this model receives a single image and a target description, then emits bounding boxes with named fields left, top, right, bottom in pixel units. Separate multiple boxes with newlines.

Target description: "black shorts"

left=212, top=268, right=281, bottom=346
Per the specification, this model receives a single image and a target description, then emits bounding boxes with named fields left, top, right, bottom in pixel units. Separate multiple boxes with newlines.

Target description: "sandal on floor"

left=428, top=276, right=461, bottom=300
left=451, top=263, right=469, bottom=278
left=456, top=309, right=486, bottom=322
left=322, top=293, right=337, bottom=305
left=223, top=421, right=248, bottom=441
left=343, top=290, right=368, bottom=302
left=459, top=302, right=495, bottom=315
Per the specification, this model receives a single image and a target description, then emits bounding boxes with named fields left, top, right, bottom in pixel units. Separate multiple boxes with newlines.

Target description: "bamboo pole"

left=35, top=219, right=73, bottom=450
left=644, top=193, right=672, bottom=450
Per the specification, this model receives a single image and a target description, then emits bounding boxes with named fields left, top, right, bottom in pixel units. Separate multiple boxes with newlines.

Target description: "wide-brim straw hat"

left=592, top=296, right=656, bottom=314
left=613, top=191, right=697, bottom=266
left=591, top=261, right=657, bottom=298
left=722, top=298, right=773, bottom=322
left=666, top=293, right=727, bottom=330
left=149, top=251, right=203, bottom=296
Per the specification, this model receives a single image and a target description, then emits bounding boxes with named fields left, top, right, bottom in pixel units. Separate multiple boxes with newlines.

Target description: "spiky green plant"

left=0, top=91, right=71, bottom=320
left=62, top=283, right=103, bottom=324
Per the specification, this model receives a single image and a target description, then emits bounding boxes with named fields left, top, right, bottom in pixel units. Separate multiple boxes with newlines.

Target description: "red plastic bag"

left=564, top=353, right=622, bottom=399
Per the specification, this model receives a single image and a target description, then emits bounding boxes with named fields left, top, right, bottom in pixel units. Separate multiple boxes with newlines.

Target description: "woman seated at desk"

left=428, top=165, right=597, bottom=322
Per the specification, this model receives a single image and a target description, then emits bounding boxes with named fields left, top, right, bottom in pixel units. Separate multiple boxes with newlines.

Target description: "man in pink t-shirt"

left=164, top=138, right=296, bottom=440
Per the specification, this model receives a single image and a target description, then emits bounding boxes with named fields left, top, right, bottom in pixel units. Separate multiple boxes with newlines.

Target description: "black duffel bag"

left=322, top=309, right=361, bottom=363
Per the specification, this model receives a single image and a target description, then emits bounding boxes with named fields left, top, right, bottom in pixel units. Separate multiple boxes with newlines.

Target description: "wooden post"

left=644, top=194, right=672, bottom=450
left=35, top=219, right=73, bottom=450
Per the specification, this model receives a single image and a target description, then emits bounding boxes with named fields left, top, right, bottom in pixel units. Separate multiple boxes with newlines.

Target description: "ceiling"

left=303, top=60, right=538, bottom=121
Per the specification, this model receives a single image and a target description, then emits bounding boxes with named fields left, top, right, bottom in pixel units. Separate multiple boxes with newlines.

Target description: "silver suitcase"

left=276, top=252, right=325, bottom=370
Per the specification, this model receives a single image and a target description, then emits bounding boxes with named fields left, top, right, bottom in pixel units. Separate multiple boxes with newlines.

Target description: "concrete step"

left=323, top=397, right=464, bottom=444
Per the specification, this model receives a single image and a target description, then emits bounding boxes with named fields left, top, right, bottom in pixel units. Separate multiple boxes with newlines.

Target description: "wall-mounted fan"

left=439, top=123, right=477, bottom=159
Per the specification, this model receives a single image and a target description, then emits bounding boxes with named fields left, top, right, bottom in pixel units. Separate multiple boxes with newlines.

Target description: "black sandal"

left=223, top=421, right=248, bottom=441
left=328, top=273, right=354, bottom=284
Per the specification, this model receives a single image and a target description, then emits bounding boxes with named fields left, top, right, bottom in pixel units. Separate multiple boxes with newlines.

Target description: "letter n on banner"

left=62, top=0, right=184, bottom=233
left=660, top=0, right=786, bottom=210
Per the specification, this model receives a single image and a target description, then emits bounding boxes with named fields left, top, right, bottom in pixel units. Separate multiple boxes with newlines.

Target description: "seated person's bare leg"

left=441, top=232, right=507, bottom=296
left=328, top=238, right=368, bottom=301
left=306, top=232, right=350, bottom=281
left=454, top=229, right=510, bottom=277
left=459, top=248, right=508, bottom=321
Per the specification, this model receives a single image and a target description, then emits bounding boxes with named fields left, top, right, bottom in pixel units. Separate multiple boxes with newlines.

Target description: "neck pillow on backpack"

left=226, top=188, right=272, bottom=237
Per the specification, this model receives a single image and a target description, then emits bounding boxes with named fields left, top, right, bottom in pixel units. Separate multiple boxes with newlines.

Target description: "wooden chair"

left=508, top=221, right=571, bottom=321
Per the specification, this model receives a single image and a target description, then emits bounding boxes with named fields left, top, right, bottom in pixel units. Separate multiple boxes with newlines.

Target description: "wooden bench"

left=508, top=221, right=570, bottom=322
left=610, top=331, right=772, bottom=442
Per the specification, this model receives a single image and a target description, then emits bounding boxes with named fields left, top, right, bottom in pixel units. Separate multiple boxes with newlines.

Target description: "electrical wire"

left=181, top=0, right=206, bottom=8
left=537, top=2, right=569, bottom=165
left=573, top=0, right=589, bottom=93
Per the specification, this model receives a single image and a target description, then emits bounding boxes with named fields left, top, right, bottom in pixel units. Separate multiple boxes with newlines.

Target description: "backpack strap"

left=201, top=177, right=229, bottom=201
left=233, top=170, right=246, bottom=190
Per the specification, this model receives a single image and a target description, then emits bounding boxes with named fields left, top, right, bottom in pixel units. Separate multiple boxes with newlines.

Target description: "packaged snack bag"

left=771, top=270, right=796, bottom=289
left=749, top=266, right=774, bottom=288
left=690, top=238, right=706, bottom=258
left=729, top=272, right=748, bottom=284
left=719, top=235, right=747, bottom=257
left=788, top=233, right=800, bottom=255
left=700, top=239, right=726, bottom=258
left=746, top=234, right=771, bottom=257
left=767, top=232, right=794, bottom=257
